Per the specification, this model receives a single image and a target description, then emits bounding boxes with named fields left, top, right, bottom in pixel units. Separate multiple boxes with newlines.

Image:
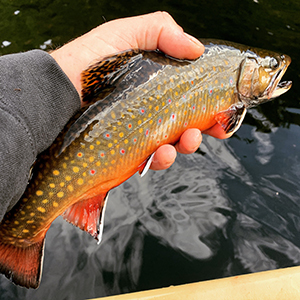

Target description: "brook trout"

left=0, top=40, right=292, bottom=288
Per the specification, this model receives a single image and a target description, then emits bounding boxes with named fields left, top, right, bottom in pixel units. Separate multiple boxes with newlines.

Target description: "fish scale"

left=0, top=39, right=292, bottom=288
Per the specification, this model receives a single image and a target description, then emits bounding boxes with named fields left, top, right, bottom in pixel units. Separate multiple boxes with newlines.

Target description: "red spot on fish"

left=140, top=108, right=145, bottom=114
left=127, top=123, right=132, bottom=129
left=192, top=105, right=196, bottom=111
left=120, top=149, right=125, bottom=155
left=184, top=122, right=188, bottom=127
left=77, top=152, right=83, bottom=158
left=209, top=88, right=213, bottom=95
left=168, top=98, right=172, bottom=104
left=99, top=151, right=105, bottom=158
left=157, top=118, right=162, bottom=125
left=145, top=129, right=149, bottom=137
left=191, top=80, right=194, bottom=85
left=171, top=113, right=176, bottom=121
left=90, top=169, right=96, bottom=175
left=133, top=138, right=137, bottom=143
left=104, top=132, right=111, bottom=139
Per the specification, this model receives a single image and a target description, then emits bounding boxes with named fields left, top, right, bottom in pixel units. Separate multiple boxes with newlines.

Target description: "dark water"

left=1, top=0, right=300, bottom=299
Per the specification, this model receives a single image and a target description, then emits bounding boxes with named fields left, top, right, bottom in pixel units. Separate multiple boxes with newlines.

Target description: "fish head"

left=237, top=52, right=292, bottom=108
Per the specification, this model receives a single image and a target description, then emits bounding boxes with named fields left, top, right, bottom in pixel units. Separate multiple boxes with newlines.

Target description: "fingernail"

left=183, top=32, right=204, bottom=49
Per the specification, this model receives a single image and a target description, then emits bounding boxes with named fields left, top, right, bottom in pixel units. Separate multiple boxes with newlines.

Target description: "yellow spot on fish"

left=77, top=178, right=84, bottom=185
left=111, top=160, right=116, bottom=164
left=155, top=106, right=159, bottom=111
left=96, top=161, right=101, bottom=167
left=90, top=145, right=94, bottom=150
left=23, top=229, right=29, bottom=233
left=67, top=185, right=74, bottom=192
left=96, top=141, right=100, bottom=145
left=108, top=143, right=113, bottom=148
left=36, top=190, right=43, bottom=196
left=37, top=207, right=46, bottom=213
left=103, top=168, right=107, bottom=173
left=14, top=221, right=19, bottom=225
left=26, top=206, right=32, bottom=209
left=89, top=156, right=94, bottom=163
left=139, top=128, right=143, bottom=133
left=53, top=170, right=60, bottom=176
left=124, top=139, right=129, bottom=144
left=149, top=120, right=153, bottom=125
left=111, top=149, right=115, bottom=155
left=165, top=109, right=169, bottom=114
left=62, top=163, right=67, bottom=169
left=111, top=112, right=116, bottom=119
left=60, top=182, right=65, bottom=187
left=73, top=166, right=79, bottom=173
left=83, top=162, right=88, bottom=168
left=21, top=211, right=25, bottom=215
left=148, top=113, right=152, bottom=118
left=42, top=199, right=48, bottom=204
left=138, top=120, right=142, bottom=125
left=26, top=220, right=34, bottom=224
left=213, top=66, right=216, bottom=72
left=156, top=95, right=160, bottom=100
left=119, top=132, right=124, bottom=138
left=65, top=176, right=71, bottom=181
left=30, top=213, right=35, bottom=217
left=57, top=192, right=64, bottom=198
left=53, top=202, right=59, bottom=207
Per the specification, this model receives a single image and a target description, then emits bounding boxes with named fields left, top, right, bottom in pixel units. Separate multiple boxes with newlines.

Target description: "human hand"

left=51, top=12, right=231, bottom=171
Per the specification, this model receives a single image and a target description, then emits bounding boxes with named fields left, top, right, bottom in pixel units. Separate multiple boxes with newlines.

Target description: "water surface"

left=0, top=1, right=299, bottom=299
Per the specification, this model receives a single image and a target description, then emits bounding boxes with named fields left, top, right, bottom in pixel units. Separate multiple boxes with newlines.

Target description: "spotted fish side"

left=0, top=47, right=251, bottom=289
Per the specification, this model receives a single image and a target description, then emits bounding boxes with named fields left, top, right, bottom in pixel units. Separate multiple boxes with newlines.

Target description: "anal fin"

left=215, top=103, right=247, bottom=134
left=62, top=192, right=109, bottom=243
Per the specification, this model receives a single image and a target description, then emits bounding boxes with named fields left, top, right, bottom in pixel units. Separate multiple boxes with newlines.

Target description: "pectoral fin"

left=62, top=192, right=109, bottom=243
left=215, top=103, right=247, bottom=134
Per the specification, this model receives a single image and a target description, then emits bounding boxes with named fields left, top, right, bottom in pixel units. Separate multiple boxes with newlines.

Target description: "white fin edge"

left=97, top=192, right=110, bottom=245
left=140, top=152, right=155, bottom=177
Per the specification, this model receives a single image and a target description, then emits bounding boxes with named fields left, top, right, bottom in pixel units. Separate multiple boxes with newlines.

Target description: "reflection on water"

left=1, top=121, right=300, bottom=299
left=1, top=0, right=300, bottom=299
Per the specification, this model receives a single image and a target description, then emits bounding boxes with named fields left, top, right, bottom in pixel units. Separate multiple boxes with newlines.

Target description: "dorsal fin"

left=59, top=50, right=174, bottom=154
left=81, top=49, right=143, bottom=104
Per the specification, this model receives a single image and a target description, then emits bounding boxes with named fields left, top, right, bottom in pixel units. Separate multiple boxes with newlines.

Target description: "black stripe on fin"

left=215, top=103, right=247, bottom=134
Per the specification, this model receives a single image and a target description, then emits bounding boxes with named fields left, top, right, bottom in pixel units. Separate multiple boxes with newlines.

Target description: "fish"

left=0, top=39, right=292, bottom=289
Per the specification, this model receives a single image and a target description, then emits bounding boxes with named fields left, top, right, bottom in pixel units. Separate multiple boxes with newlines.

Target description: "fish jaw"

left=237, top=52, right=292, bottom=108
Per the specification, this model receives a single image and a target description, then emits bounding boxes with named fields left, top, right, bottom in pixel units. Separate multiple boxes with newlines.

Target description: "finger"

left=202, top=123, right=233, bottom=139
left=97, top=11, right=204, bottom=59
left=135, top=11, right=205, bottom=59
left=150, top=144, right=177, bottom=170
left=175, top=128, right=202, bottom=154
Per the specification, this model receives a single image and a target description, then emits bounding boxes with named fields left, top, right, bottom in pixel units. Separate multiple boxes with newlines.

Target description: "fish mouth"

left=266, top=54, right=292, bottom=99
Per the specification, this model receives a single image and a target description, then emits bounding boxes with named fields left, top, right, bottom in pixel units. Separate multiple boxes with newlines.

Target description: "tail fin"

left=0, top=238, right=45, bottom=289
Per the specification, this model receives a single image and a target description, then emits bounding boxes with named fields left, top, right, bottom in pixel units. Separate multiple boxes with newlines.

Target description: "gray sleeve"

left=0, top=50, right=81, bottom=221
